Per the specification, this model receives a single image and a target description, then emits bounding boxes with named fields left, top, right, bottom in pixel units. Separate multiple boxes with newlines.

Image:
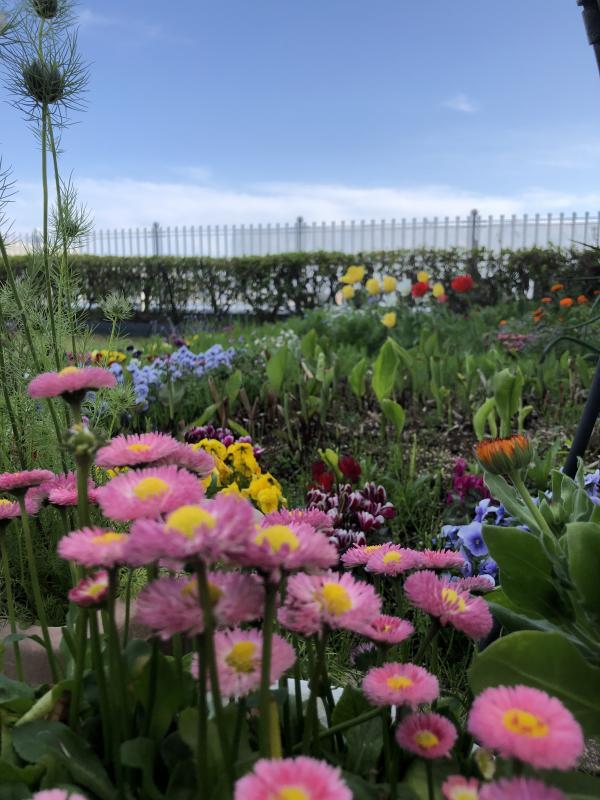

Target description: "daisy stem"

left=292, top=707, right=382, bottom=751
left=425, top=760, right=435, bottom=800
left=75, top=453, right=92, bottom=530
left=18, top=497, right=60, bottom=683
left=259, top=579, right=278, bottom=757
left=0, top=530, right=24, bottom=681
left=301, top=630, right=329, bottom=754
left=231, top=696, right=247, bottom=766
left=414, top=618, right=440, bottom=666
left=68, top=607, right=88, bottom=729
left=89, top=611, right=111, bottom=760
left=196, top=563, right=232, bottom=788
left=195, top=633, right=209, bottom=793
left=293, top=658, right=304, bottom=740
left=381, top=707, right=393, bottom=793
left=107, top=570, right=130, bottom=740
left=172, top=633, right=184, bottom=684
left=122, top=569, right=134, bottom=647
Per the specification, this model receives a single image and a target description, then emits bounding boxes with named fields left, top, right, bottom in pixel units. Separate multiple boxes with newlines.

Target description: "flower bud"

left=475, top=435, right=532, bottom=476
left=32, top=0, right=59, bottom=19
left=64, top=423, right=103, bottom=460
left=22, top=59, right=65, bottom=104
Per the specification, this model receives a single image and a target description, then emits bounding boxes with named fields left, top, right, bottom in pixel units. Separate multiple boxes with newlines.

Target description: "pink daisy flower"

left=279, top=571, right=381, bottom=636
left=341, top=543, right=386, bottom=569
left=363, top=662, right=439, bottom=708
left=404, top=570, right=493, bottom=640
left=58, top=527, right=128, bottom=568
left=417, top=549, right=466, bottom=570
left=234, top=522, right=338, bottom=575
left=95, top=465, right=204, bottom=521
left=263, top=507, right=334, bottom=534
left=0, top=469, right=54, bottom=496
left=454, top=575, right=495, bottom=594
left=95, top=432, right=181, bottom=469
left=442, top=776, right=480, bottom=800
left=395, top=712, right=457, bottom=759
left=28, top=366, right=116, bottom=399
left=135, top=571, right=264, bottom=639
left=68, top=570, right=109, bottom=607
left=160, top=442, right=215, bottom=476
left=191, top=627, right=295, bottom=699
left=24, top=484, right=50, bottom=514
left=468, top=685, right=584, bottom=770
left=366, top=543, right=422, bottom=575
left=44, top=472, right=98, bottom=507
left=32, top=791, right=89, bottom=800
left=234, top=756, right=352, bottom=800
left=125, top=494, right=255, bottom=566
left=480, top=778, right=565, bottom=800
left=0, top=497, right=21, bottom=521
left=358, top=614, right=415, bottom=645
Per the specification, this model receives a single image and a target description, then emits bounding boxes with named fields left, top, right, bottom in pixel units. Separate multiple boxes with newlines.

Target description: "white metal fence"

left=9, top=210, right=600, bottom=257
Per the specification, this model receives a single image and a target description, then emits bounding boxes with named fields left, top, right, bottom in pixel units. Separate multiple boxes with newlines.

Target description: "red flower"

left=411, top=281, right=429, bottom=298
left=311, top=460, right=335, bottom=491
left=339, top=455, right=361, bottom=484
left=450, top=274, right=474, bottom=293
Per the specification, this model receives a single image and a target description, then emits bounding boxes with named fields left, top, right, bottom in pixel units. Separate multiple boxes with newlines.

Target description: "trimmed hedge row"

left=5, top=246, right=600, bottom=320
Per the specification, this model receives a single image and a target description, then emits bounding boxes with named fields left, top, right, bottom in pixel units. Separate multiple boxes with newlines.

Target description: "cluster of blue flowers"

left=109, top=344, right=236, bottom=410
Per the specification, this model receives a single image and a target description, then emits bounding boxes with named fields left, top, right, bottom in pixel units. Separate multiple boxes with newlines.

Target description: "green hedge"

left=5, top=246, right=600, bottom=320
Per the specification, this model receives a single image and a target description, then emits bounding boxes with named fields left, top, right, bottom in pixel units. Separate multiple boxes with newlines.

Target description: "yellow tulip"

left=341, top=285, right=355, bottom=301
left=381, top=312, right=397, bottom=329
left=382, top=275, right=397, bottom=293
left=417, top=271, right=430, bottom=284
left=366, top=278, right=381, bottom=295
left=340, top=265, right=366, bottom=284
left=432, top=282, right=445, bottom=298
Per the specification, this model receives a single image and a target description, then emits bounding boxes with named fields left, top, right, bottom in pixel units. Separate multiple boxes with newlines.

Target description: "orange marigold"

left=559, top=297, right=574, bottom=308
left=475, top=435, right=532, bottom=476
left=499, top=319, right=508, bottom=326
left=550, top=283, right=564, bottom=292
left=541, top=297, right=552, bottom=304
left=577, top=294, right=589, bottom=304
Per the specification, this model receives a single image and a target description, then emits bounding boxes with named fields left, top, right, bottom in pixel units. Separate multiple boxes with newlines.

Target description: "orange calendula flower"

left=475, top=435, right=532, bottom=476
left=541, top=297, right=552, bottom=304
left=550, top=283, right=564, bottom=292
left=559, top=297, right=574, bottom=308
left=499, top=319, right=508, bottom=326
left=577, top=294, right=589, bottom=304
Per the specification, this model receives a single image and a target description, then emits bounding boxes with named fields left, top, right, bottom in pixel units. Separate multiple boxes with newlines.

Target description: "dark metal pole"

left=577, top=0, right=600, bottom=74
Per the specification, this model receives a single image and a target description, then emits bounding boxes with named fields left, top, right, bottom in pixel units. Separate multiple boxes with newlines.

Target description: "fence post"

left=469, top=208, right=479, bottom=249
left=151, top=221, right=161, bottom=256
left=296, top=216, right=304, bottom=251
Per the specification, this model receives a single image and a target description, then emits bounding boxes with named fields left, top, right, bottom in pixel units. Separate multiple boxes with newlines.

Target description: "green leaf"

left=544, top=769, right=600, bottom=800
left=473, top=397, right=495, bottom=440
left=372, top=339, right=397, bottom=402
left=481, top=474, right=538, bottom=531
left=0, top=760, right=44, bottom=788
left=194, top=402, right=218, bottom=426
left=121, top=738, right=164, bottom=800
left=266, top=347, right=289, bottom=394
left=331, top=687, right=382, bottom=778
left=300, top=329, right=318, bottom=360
left=0, top=785, right=29, bottom=800
left=16, top=681, right=73, bottom=727
left=348, top=357, right=367, bottom=400
left=567, top=522, right=600, bottom=618
left=470, top=631, right=600, bottom=736
left=483, top=525, right=566, bottom=620
left=0, top=675, right=35, bottom=714
left=380, top=398, right=406, bottom=436
left=227, top=418, right=250, bottom=438
left=224, top=369, right=242, bottom=407
left=133, top=650, right=188, bottom=740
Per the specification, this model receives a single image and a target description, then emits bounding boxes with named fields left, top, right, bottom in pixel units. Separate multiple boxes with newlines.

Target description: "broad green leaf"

left=300, top=329, right=318, bottom=360
left=266, top=347, right=289, bottom=394
left=380, top=398, right=406, bottom=436
left=473, top=397, right=495, bottom=440
left=482, top=474, right=537, bottom=531
left=372, top=339, right=397, bottom=402
left=470, top=631, right=600, bottom=736
left=133, top=650, right=188, bottom=740
left=331, top=687, right=382, bottom=777
left=194, top=402, right=218, bottom=426
left=121, top=738, right=163, bottom=800
left=0, top=675, right=35, bottom=715
left=0, top=760, right=44, bottom=788
left=15, top=681, right=73, bottom=727
left=348, top=357, right=367, bottom=399
left=567, top=522, right=600, bottom=618
left=544, top=769, right=600, bottom=800
left=0, top=786, right=29, bottom=800
left=225, top=369, right=242, bottom=407
left=226, top=418, right=250, bottom=438
left=483, top=525, right=567, bottom=620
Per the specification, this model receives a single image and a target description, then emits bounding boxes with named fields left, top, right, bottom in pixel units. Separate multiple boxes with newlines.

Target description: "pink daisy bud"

left=279, top=571, right=381, bottom=636
left=395, top=712, right=457, bottom=759
left=480, top=778, right=565, bottom=800
left=58, top=527, right=128, bottom=568
left=28, top=366, right=116, bottom=400
left=32, top=791, right=89, bottom=800
left=404, top=570, right=493, bottom=640
left=95, top=432, right=182, bottom=469
left=191, top=627, right=295, bottom=699
left=44, top=472, right=98, bottom=507
left=68, top=570, right=109, bottom=607
left=363, top=662, right=439, bottom=708
left=95, top=465, right=205, bottom=521
left=417, top=549, right=466, bottom=571
left=263, top=508, right=334, bottom=534
left=0, top=497, right=21, bottom=521
left=341, top=543, right=386, bottom=569
left=126, top=494, right=255, bottom=567
left=234, top=522, right=338, bottom=575
left=468, top=685, right=584, bottom=770
left=135, top=571, right=264, bottom=639
left=234, top=756, right=352, bottom=800
left=442, top=776, right=480, bottom=800
left=0, top=469, right=55, bottom=496
left=454, top=576, right=495, bottom=594
left=358, top=614, right=415, bottom=645
left=366, top=543, right=422, bottom=575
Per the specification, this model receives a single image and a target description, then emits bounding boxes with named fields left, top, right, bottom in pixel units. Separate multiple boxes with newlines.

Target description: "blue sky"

left=3, top=0, right=600, bottom=230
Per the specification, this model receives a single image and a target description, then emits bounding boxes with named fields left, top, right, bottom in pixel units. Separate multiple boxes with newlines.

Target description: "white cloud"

left=8, top=177, right=600, bottom=235
left=443, top=93, right=476, bottom=113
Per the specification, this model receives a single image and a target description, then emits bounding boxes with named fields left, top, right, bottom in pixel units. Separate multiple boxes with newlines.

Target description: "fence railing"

left=8, top=210, right=600, bottom=257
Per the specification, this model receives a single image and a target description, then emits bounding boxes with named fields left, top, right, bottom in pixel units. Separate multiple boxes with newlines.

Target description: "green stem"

left=18, top=497, right=60, bottom=682
left=89, top=611, right=111, bottom=762
left=142, top=637, right=160, bottom=738
left=107, top=570, right=129, bottom=740
left=301, top=631, right=329, bottom=754
left=0, top=531, right=23, bottom=681
left=259, top=579, right=278, bottom=757
left=292, top=706, right=382, bottom=751
left=414, top=618, right=440, bottom=666
left=425, top=760, right=435, bottom=800
left=75, top=453, right=92, bottom=530
left=293, top=658, right=304, bottom=740
left=195, top=633, right=209, bottom=793
left=68, top=608, right=88, bottom=729
left=231, top=697, right=247, bottom=767
left=511, top=471, right=555, bottom=541
left=40, top=104, right=61, bottom=372
left=382, top=707, right=393, bottom=796
left=122, top=569, right=134, bottom=647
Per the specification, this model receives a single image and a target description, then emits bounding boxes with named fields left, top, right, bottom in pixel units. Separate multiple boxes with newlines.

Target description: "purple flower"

left=479, top=557, right=498, bottom=578
left=457, top=521, right=488, bottom=558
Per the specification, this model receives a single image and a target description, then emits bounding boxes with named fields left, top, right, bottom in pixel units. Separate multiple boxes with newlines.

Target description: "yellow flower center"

left=225, top=641, right=257, bottom=673
left=502, top=709, right=549, bottom=738
left=413, top=730, right=439, bottom=749
left=59, top=366, right=79, bottom=375
left=441, top=587, right=467, bottom=613
left=166, top=505, right=215, bottom=538
left=127, top=443, right=152, bottom=453
left=320, top=583, right=352, bottom=616
left=181, top=578, right=222, bottom=605
left=87, top=580, right=107, bottom=598
left=383, top=551, right=402, bottom=564
left=92, top=532, right=125, bottom=546
left=454, top=792, right=478, bottom=800
left=254, top=525, right=299, bottom=553
left=386, top=675, right=413, bottom=690
left=277, top=789, right=310, bottom=800
left=0, top=499, right=13, bottom=506
left=133, top=477, right=169, bottom=500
